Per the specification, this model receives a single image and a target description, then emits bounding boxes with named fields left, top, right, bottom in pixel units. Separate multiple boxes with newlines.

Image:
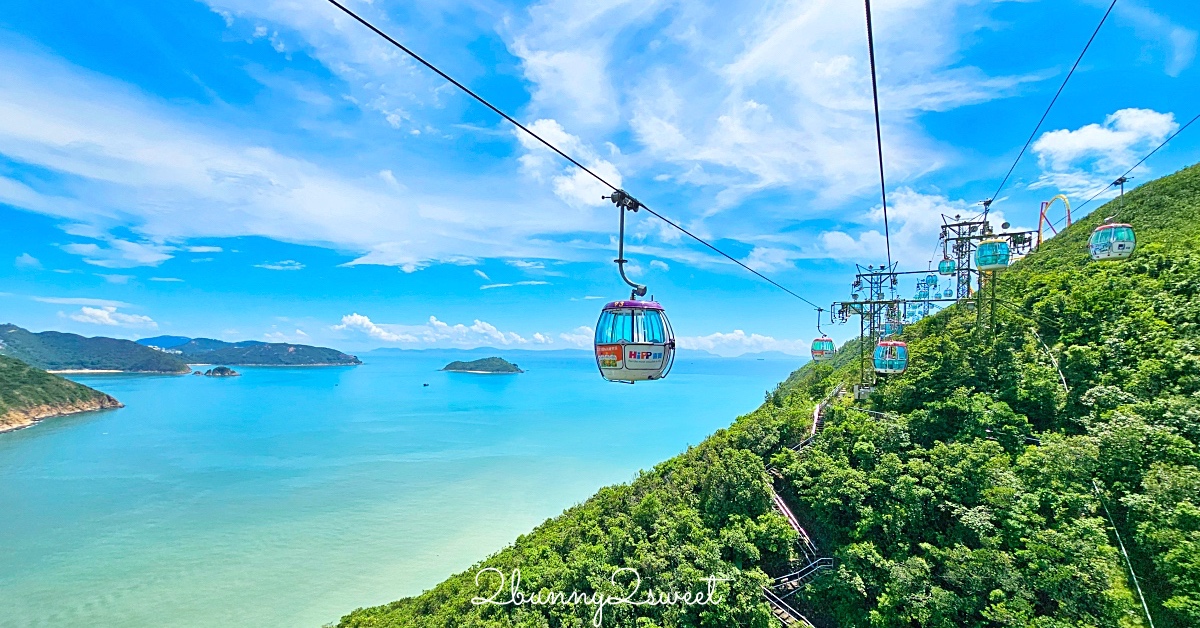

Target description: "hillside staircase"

left=761, top=385, right=842, bottom=626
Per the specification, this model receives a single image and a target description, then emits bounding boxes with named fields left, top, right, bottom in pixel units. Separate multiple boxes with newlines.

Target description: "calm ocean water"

left=0, top=351, right=800, bottom=628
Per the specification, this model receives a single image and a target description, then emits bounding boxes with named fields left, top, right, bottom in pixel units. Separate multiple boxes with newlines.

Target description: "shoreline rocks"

left=0, top=395, right=123, bottom=433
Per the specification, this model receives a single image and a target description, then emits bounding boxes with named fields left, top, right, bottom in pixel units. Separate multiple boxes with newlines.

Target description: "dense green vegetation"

left=442, top=357, right=523, bottom=373
left=0, top=354, right=118, bottom=427
left=337, top=164, right=1200, bottom=628
left=1, top=324, right=190, bottom=372
left=139, top=335, right=362, bottom=366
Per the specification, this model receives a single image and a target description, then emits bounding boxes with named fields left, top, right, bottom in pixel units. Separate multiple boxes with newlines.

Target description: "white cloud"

left=68, top=305, right=157, bottom=329
left=515, top=119, right=622, bottom=208
left=0, top=0, right=1113, bottom=285
left=1031, top=108, right=1179, bottom=197
left=507, top=260, right=546, bottom=269
left=473, top=269, right=491, bottom=281
left=815, top=188, right=1004, bottom=269
left=558, top=326, right=594, bottom=348
left=677, top=329, right=806, bottom=357
left=333, top=313, right=534, bottom=347
left=34, top=296, right=131, bottom=308
left=187, top=245, right=223, bottom=253
left=1034, top=109, right=1176, bottom=171
left=264, top=328, right=310, bottom=343
left=531, top=332, right=552, bottom=344
left=1104, top=0, right=1197, bottom=76
left=333, top=313, right=417, bottom=342
left=255, top=260, right=305, bottom=271
left=649, top=259, right=669, bottom=272
left=150, top=277, right=185, bottom=282
left=97, top=274, right=133, bottom=284
left=480, top=280, right=551, bottom=290
left=742, top=247, right=797, bottom=273
left=0, top=48, right=608, bottom=275
left=507, top=0, right=1043, bottom=207
left=15, top=253, right=41, bottom=269
left=62, top=239, right=173, bottom=268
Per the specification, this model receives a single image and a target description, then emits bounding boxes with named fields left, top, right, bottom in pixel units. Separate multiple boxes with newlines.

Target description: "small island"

left=441, top=357, right=522, bottom=374
left=201, top=366, right=240, bottom=377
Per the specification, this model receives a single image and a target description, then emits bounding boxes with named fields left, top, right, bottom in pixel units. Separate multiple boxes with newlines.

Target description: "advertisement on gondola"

left=596, top=344, right=622, bottom=368
left=625, top=347, right=665, bottom=369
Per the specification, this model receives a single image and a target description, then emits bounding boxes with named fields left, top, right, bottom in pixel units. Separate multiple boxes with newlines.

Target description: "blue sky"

left=1, top=0, right=1197, bottom=356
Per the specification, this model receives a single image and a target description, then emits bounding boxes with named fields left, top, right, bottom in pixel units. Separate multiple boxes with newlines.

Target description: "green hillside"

left=0, top=354, right=120, bottom=430
left=0, top=325, right=190, bottom=373
left=188, top=343, right=360, bottom=366
left=336, top=164, right=1200, bottom=628
left=138, top=336, right=362, bottom=366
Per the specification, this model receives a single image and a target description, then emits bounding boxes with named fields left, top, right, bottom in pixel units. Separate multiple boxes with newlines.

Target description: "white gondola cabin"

left=594, top=300, right=676, bottom=383
left=1089, top=222, right=1136, bottom=261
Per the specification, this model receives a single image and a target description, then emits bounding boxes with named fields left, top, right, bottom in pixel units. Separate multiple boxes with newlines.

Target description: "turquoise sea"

left=0, top=351, right=801, bottom=628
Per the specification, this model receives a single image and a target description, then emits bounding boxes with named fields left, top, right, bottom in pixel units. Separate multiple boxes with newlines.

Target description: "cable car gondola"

left=938, top=258, right=956, bottom=275
left=594, top=190, right=676, bottom=383
left=1089, top=220, right=1136, bottom=261
left=811, top=336, right=835, bottom=362
left=595, top=300, right=675, bottom=382
left=883, top=321, right=903, bottom=337
left=975, top=238, right=1011, bottom=271
left=811, top=309, right=835, bottom=362
left=873, top=340, right=908, bottom=374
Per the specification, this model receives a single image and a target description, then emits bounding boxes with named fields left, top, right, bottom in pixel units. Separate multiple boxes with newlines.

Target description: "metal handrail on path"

left=759, top=384, right=843, bottom=625
left=768, top=557, right=835, bottom=602
left=762, top=586, right=817, bottom=627
left=772, top=489, right=819, bottom=560
left=769, top=383, right=845, bottom=475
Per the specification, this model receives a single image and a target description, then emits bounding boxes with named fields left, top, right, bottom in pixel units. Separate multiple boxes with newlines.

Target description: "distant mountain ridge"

left=137, top=335, right=361, bottom=366
left=1, top=324, right=190, bottom=372
left=0, top=325, right=360, bottom=372
left=365, top=346, right=797, bottom=359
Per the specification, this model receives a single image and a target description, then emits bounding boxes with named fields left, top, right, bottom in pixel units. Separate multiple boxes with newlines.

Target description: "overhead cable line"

left=993, top=297, right=1060, bottom=333
left=323, top=0, right=823, bottom=311
left=863, top=0, right=893, bottom=271
left=1093, top=479, right=1157, bottom=628
left=1062, top=112, right=1200, bottom=222
left=987, top=0, right=1119, bottom=212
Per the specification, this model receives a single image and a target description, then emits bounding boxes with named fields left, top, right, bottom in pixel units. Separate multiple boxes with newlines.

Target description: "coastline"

left=188, top=363, right=361, bottom=367
left=48, top=364, right=360, bottom=374
left=0, top=396, right=124, bottom=434
left=187, top=362, right=360, bottom=369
